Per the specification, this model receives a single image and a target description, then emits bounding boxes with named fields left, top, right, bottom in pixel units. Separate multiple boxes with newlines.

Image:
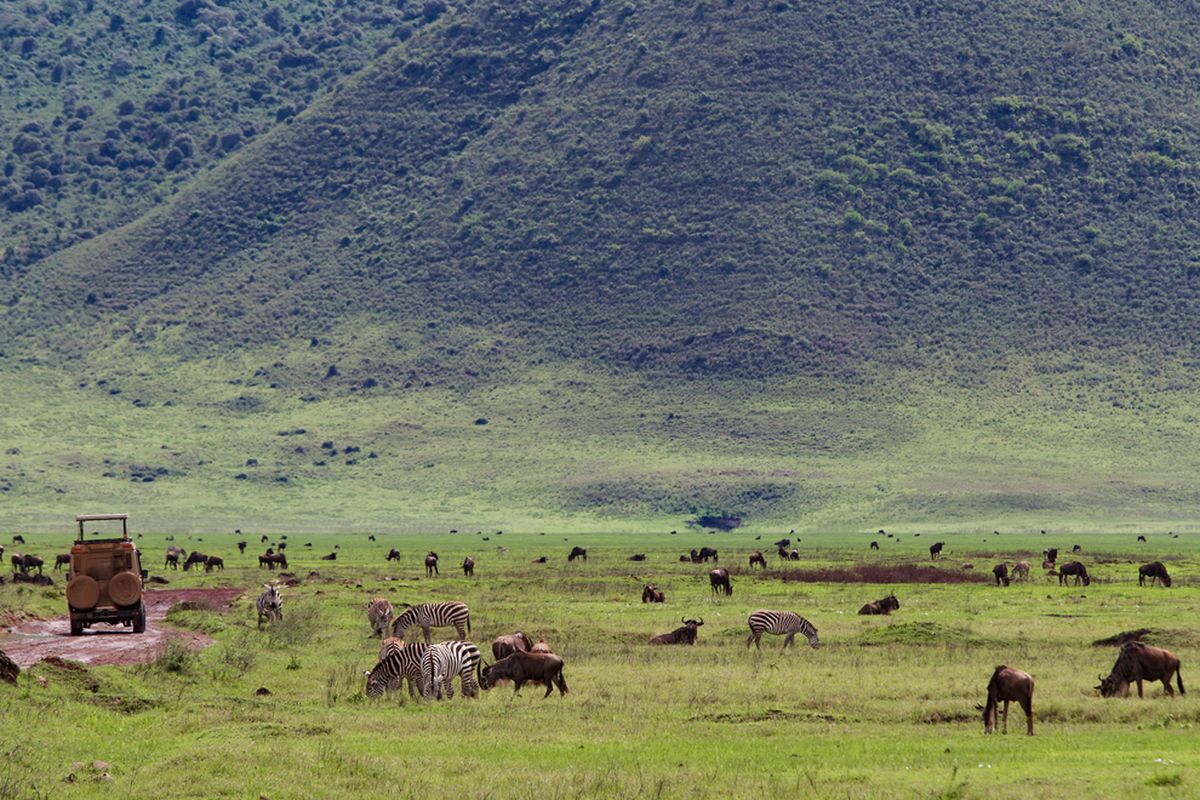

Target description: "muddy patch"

left=777, top=564, right=988, bottom=584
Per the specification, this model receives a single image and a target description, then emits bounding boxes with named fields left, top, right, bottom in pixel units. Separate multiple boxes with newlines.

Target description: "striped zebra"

left=365, top=638, right=429, bottom=698
left=256, top=584, right=283, bottom=626
left=746, top=610, right=820, bottom=650
left=420, top=640, right=482, bottom=700
left=391, top=601, right=471, bottom=643
left=366, top=597, right=394, bottom=638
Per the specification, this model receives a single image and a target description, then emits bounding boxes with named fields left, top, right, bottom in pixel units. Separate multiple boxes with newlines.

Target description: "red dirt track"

left=0, top=588, right=243, bottom=668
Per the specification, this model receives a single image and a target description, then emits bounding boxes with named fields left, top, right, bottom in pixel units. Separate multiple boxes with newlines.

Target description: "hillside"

left=3, top=0, right=1200, bottom=531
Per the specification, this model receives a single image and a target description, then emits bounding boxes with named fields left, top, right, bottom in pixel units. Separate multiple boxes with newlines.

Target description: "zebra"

left=365, top=639, right=429, bottom=698
left=366, top=597, right=394, bottom=638
left=391, top=601, right=471, bottom=643
left=420, top=640, right=482, bottom=700
left=256, top=584, right=283, bottom=626
left=746, top=610, right=820, bottom=650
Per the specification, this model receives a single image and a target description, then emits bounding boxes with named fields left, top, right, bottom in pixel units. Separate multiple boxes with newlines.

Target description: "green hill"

left=3, top=0, right=1200, bottom=532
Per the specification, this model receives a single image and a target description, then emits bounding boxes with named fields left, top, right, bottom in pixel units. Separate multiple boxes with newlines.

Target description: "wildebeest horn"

left=697, top=618, right=704, bottom=625
left=681, top=617, right=687, bottom=624
left=974, top=703, right=985, bottom=711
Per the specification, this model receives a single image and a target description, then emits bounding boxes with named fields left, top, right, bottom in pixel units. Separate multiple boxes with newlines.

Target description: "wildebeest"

left=642, top=584, right=665, bottom=603
left=788, top=548, right=800, bottom=561
left=976, top=666, right=1034, bottom=735
left=1058, top=561, right=1090, bottom=586
left=709, top=568, right=732, bottom=597
left=237, top=541, right=247, bottom=554
left=532, top=556, right=547, bottom=564
left=531, top=638, right=552, bottom=654
left=462, top=556, right=475, bottom=576
left=776, top=546, right=790, bottom=560
left=425, top=552, right=439, bottom=576
left=321, top=552, right=337, bottom=561
left=1137, top=535, right=1146, bottom=543
left=1011, top=561, right=1030, bottom=580
left=1043, top=548, right=1058, bottom=564
left=10, top=554, right=42, bottom=576
left=261, top=535, right=269, bottom=543
left=259, top=551, right=288, bottom=570
left=870, top=541, right=879, bottom=550
left=748, top=550, right=767, bottom=569
left=53, top=553, right=70, bottom=572
left=386, top=548, right=400, bottom=561
left=993, top=563, right=1010, bottom=587
left=627, top=553, right=646, bottom=562
left=649, top=618, right=703, bottom=645
left=1072, top=544, right=1082, bottom=553
left=695, top=547, right=718, bottom=563
left=858, top=593, right=900, bottom=615
left=182, top=551, right=207, bottom=572
left=277, top=542, right=287, bottom=551
left=773, top=538, right=791, bottom=549
left=11, top=535, right=24, bottom=545
left=1097, top=641, right=1184, bottom=698
left=1138, top=562, right=1171, bottom=587
left=165, top=546, right=184, bottom=569
left=929, top=542, right=945, bottom=560
left=368, top=534, right=376, bottom=542
left=481, top=651, right=568, bottom=697
left=205, top=556, right=224, bottom=572
left=491, top=631, right=533, bottom=660
left=567, top=546, right=587, bottom=562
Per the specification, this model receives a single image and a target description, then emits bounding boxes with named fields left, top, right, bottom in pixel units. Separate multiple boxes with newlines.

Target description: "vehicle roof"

left=75, top=514, right=129, bottom=522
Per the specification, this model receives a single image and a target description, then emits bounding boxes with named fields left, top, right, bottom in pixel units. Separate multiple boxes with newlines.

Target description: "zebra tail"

left=467, top=613, right=472, bottom=634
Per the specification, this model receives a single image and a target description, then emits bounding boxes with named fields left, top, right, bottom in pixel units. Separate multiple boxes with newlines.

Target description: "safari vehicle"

left=65, top=514, right=147, bottom=635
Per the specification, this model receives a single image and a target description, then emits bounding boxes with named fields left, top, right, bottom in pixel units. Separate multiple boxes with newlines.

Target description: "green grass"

left=0, top=531, right=1197, bottom=798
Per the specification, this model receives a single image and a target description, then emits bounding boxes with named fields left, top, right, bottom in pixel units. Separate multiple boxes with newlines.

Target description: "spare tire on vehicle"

left=108, top=571, right=142, bottom=606
left=66, top=575, right=100, bottom=609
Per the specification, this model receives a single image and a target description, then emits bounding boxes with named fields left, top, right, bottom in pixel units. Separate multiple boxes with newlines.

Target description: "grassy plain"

left=0, top=529, right=1196, bottom=799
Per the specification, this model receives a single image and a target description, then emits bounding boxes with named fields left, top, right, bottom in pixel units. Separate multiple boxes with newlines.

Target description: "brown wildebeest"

left=491, top=632, right=533, bottom=660
left=993, top=563, right=1010, bottom=586
left=462, top=556, right=475, bottom=576
left=1058, top=561, right=1090, bottom=586
left=976, top=665, right=1034, bottom=735
left=649, top=618, right=703, bottom=645
left=696, top=547, right=718, bottom=563
left=1011, top=561, right=1030, bottom=580
left=205, top=555, right=224, bottom=572
left=748, top=550, right=767, bottom=569
left=531, top=638, right=552, bottom=654
left=642, top=584, right=664, bottom=603
left=567, top=546, right=587, bottom=562
left=627, top=554, right=646, bottom=562
left=386, top=548, right=400, bottom=561
left=425, top=552, right=439, bottom=576
left=858, top=593, right=900, bottom=615
left=1138, top=562, right=1171, bottom=587
left=481, top=651, right=568, bottom=697
left=182, top=551, right=207, bottom=572
left=929, top=542, right=945, bottom=560
left=1097, top=641, right=1185, bottom=698
left=53, top=553, right=70, bottom=572
left=709, top=568, right=732, bottom=597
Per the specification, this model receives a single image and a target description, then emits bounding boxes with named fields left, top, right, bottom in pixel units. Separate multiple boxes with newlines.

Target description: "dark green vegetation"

left=0, top=531, right=1197, bottom=798
left=4, top=1, right=1200, bottom=528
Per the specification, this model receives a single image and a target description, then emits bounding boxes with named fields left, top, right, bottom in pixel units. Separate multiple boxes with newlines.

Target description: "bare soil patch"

left=775, top=564, right=988, bottom=584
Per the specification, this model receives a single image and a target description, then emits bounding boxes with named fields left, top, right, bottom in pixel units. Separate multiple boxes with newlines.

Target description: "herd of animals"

left=1, top=529, right=1190, bottom=734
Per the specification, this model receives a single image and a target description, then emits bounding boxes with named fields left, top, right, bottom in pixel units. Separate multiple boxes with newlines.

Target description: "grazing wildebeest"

left=261, top=535, right=269, bottom=543
left=1138, top=562, right=1171, bottom=587
left=976, top=666, right=1034, bottom=735
left=532, top=556, right=548, bottom=564
left=929, top=542, right=945, bottom=560
left=642, top=584, right=665, bottom=603
left=277, top=542, right=287, bottom=551
left=204, top=555, right=224, bottom=572
left=858, top=593, right=900, bottom=615
left=788, top=548, right=800, bottom=561
left=368, top=534, right=376, bottom=542
left=695, top=547, right=718, bottom=563
left=53, top=553, right=70, bottom=572
left=424, top=552, right=439, bottom=576
left=1058, top=561, right=1090, bottom=586
left=993, top=563, right=1010, bottom=587
left=386, top=548, right=400, bottom=561
left=11, top=554, right=42, bottom=576
left=183, top=551, right=207, bottom=572
left=321, top=552, right=337, bottom=561
left=870, top=541, right=879, bottom=550
left=1043, top=548, right=1058, bottom=564
left=1072, top=544, right=1082, bottom=553
left=749, top=550, right=767, bottom=569
left=567, top=546, right=587, bottom=562
left=259, top=551, right=287, bottom=570
left=491, top=632, right=533, bottom=660
left=237, top=541, right=247, bottom=554
left=1011, top=561, right=1030, bottom=580
left=709, top=568, right=732, bottom=597
left=481, top=651, right=568, bottom=697
left=1137, top=535, right=1146, bottom=543
left=462, top=556, right=475, bottom=576
left=776, top=546, right=790, bottom=560
left=649, top=618, right=703, bottom=645
left=627, top=553, right=646, bottom=562
left=1097, top=641, right=1184, bottom=698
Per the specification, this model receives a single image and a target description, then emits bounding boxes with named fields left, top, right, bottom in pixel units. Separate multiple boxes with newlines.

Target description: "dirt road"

left=0, top=588, right=243, bottom=668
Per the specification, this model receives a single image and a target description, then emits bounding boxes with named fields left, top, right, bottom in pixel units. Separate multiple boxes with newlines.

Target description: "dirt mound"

left=777, top=564, right=988, bottom=584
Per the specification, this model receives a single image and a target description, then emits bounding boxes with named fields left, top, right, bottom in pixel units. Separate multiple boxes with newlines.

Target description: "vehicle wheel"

left=69, top=618, right=83, bottom=636
left=132, top=602, right=146, bottom=634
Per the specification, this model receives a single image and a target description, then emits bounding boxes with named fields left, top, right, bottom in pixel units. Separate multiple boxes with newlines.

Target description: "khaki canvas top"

left=75, top=514, right=129, bottom=522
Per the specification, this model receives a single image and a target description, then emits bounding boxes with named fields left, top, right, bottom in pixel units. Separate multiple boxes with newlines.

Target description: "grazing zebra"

left=420, top=640, right=482, bottom=700
left=365, top=639, right=429, bottom=698
left=746, top=610, right=820, bottom=650
left=256, top=584, right=283, bottom=626
left=391, top=601, right=471, bottom=643
left=366, top=597, right=394, bottom=638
